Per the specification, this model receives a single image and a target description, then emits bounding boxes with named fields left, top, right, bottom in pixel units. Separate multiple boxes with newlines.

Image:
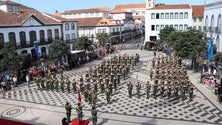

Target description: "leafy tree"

left=158, top=26, right=176, bottom=46
left=171, top=28, right=207, bottom=70
left=74, top=36, right=93, bottom=51
left=96, top=33, right=110, bottom=47
left=48, top=40, right=70, bottom=61
left=0, top=41, right=22, bottom=71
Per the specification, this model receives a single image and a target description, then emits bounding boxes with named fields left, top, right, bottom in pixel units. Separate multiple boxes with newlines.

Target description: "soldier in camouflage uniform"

left=50, top=78, right=54, bottom=91
left=150, top=68, right=154, bottom=81
left=40, top=78, right=45, bottom=90
left=105, top=89, right=111, bottom=104
left=55, top=78, right=59, bottom=92
left=91, top=105, right=97, bottom=125
left=60, top=79, right=65, bottom=92
left=136, top=82, right=141, bottom=98
left=35, top=77, right=41, bottom=90
left=66, top=78, right=70, bottom=93
left=127, top=81, right=133, bottom=98
left=146, top=81, right=151, bottom=99
left=72, top=79, right=77, bottom=93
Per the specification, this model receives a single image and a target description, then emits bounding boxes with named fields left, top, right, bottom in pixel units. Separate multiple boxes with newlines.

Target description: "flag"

left=208, top=39, right=213, bottom=62
left=78, top=89, right=81, bottom=103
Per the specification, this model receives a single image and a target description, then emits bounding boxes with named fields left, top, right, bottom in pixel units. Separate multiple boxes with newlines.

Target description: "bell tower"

left=146, top=0, right=156, bottom=9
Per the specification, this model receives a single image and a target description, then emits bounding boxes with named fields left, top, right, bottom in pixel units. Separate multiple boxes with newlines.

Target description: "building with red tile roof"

left=191, top=5, right=204, bottom=31
left=145, top=4, right=193, bottom=42
left=0, top=0, right=77, bottom=61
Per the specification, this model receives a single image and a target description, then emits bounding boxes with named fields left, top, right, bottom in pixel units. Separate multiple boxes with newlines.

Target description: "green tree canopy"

left=158, top=26, right=176, bottom=46
left=0, top=41, right=23, bottom=71
left=172, top=28, right=207, bottom=59
left=48, top=40, right=70, bottom=61
left=74, top=36, right=93, bottom=51
left=96, top=33, right=110, bottom=47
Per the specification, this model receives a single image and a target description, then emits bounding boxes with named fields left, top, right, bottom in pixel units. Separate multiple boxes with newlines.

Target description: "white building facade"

left=0, top=1, right=78, bottom=61
left=204, top=1, right=222, bottom=52
left=145, top=4, right=192, bottom=42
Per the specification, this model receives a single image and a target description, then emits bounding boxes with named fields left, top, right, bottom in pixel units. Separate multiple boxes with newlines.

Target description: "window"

left=90, top=13, right=94, bottom=17
left=20, top=31, right=26, bottom=46
left=0, top=33, right=4, bottom=48
left=39, top=30, right=45, bottom=43
left=47, top=30, right=52, bottom=42
left=14, top=6, right=19, bottom=12
left=179, top=24, right=183, bottom=30
left=98, top=29, right=101, bottom=33
left=156, top=13, right=159, bottom=19
left=96, top=12, right=99, bottom=16
left=71, top=33, right=75, bottom=41
left=71, top=23, right=75, bottom=30
left=165, top=25, right=169, bottom=27
left=9, top=32, right=16, bottom=44
left=170, top=13, right=174, bottom=19
left=175, top=13, right=178, bottom=19
left=165, top=13, right=169, bottom=19
left=151, top=25, right=155, bottom=31
left=29, top=31, right=36, bottom=45
left=102, top=28, right=106, bottom=33
left=180, top=12, right=183, bottom=19
left=198, top=26, right=201, bottom=30
left=184, top=24, right=188, bottom=30
left=65, top=23, right=69, bottom=30
left=54, top=29, right=59, bottom=40
left=170, top=25, right=173, bottom=27
left=8, top=5, right=13, bottom=12
left=184, top=12, right=188, bottom=19
left=193, top=17, right=197, bottom=22
left=112, top=28, right=115, bottom=32
left=160, top=25, right=164, bottom=30
left=156, top=25, right=160, bottom=31
left=193, top=26, right=196, bottom=29
left=174, top=25, right=178, bottom=30
left=161, top=13, right=164, bottom=19
left=199, top=17, right=203, bottom=22
left=66, top=34, right=70, bottom=41
left=151, top=13, right=155, bottom=19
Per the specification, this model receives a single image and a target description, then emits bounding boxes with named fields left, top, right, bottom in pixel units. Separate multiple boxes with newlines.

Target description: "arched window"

left=65, top=23, right=69, bottom=30
left=8, top=32, right=16, bottom=45
left=218, top=15, right=221, bottom=26
left=54, top=29, right=59, bottom=40
left=205, top=16, right=208, bottom=27
left=39, top=30, right=45, bottom=43
left=66, top=34, right=70, bottom=41
left=71, top=23, right=75, bottom=30
left=19, top=31, right=26, bottom=47
left=29, top=31, right=36, bottom=45
left=0, top=33, right=4, bottom=48
left=47, top=29, right=52, bottom=42
left=71, top=33, right=75, bottom=41
left=211, top=15, right=214, bottom=27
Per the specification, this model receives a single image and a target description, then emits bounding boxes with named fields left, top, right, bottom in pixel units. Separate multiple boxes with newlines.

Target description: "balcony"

left=209, top=26, right=215, bottom=32
left=215, top=27, right=222, bottom=33
left=110, top=31, right=121, bottom=36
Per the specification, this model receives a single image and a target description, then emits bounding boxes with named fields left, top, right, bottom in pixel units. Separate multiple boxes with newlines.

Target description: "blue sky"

left=12, top=0, right=218, bottom=14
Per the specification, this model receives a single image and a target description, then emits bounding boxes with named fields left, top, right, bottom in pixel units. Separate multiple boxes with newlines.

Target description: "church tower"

left=146, top=0, right=156, bottom=9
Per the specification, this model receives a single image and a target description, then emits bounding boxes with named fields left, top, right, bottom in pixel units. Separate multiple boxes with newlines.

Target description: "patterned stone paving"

left=1, top=50, right=222, bottom=124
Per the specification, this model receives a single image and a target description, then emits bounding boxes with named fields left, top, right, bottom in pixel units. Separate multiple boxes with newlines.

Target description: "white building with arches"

left=204, top=1, right=222, bottom=52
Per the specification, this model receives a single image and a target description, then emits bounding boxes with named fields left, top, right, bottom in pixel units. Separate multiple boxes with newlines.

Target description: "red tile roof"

left=133, top=16, right=145, bottom=21
left=0, top=4, right=61, bottom=27
left=63, top=7, right=109, bottom=14
left=111, top=3, right=145, bottom=14
left=114, top=3, right=146, bottom=9
left=71, top=17, right=103, bottom=27
left=149, top=4, right=191, bottom=10
left=192, top=5, right=204, bottom=17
